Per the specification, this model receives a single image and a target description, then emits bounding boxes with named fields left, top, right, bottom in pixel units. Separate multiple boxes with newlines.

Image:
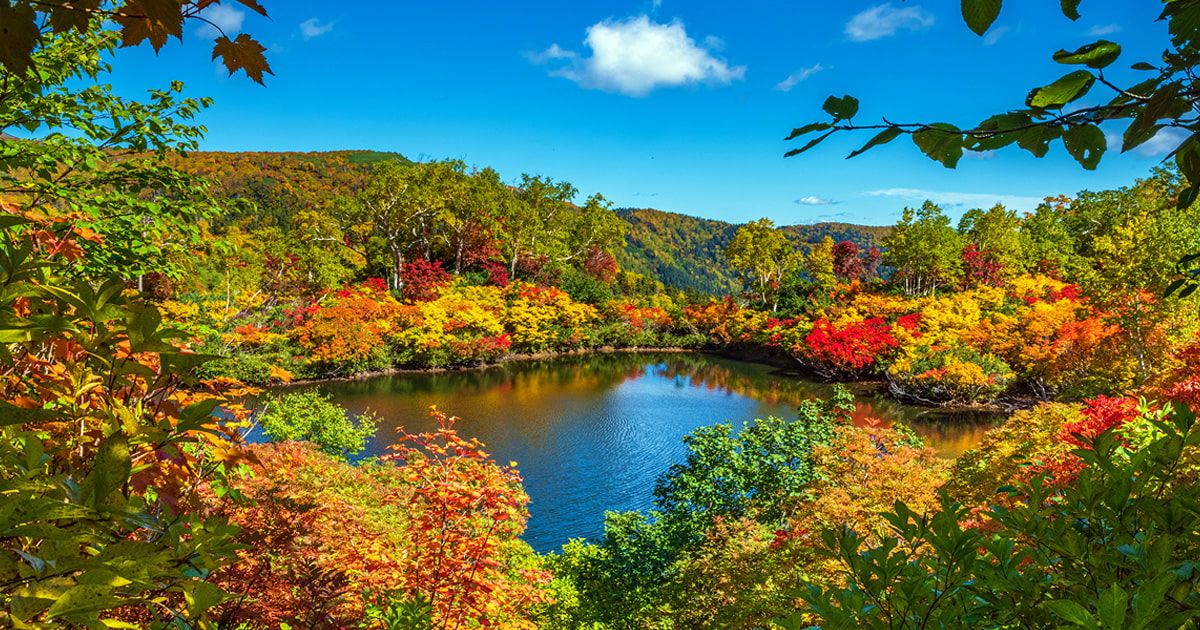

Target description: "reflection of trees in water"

left=315, top=352, right=1005, bottom=457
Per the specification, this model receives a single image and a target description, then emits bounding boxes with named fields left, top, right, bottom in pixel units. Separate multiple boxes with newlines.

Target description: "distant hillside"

left=618, top=208, right=890, bottom=295
left=170, top=150, right=410, bottom=225
left=172, top=151, right=888, bottom=295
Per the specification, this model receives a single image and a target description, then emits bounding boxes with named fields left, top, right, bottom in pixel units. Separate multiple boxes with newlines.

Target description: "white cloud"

left=1089, top=24, right=1121, bottom=36
left=983, top=25, right=1010, bottom=46
left=300, top=17, right=335, bottom=39
left=845, top=3, right=935, bottom=42
left=531, top=16, right=745, bottom=97
left=1130, top=127, right=1188, bottom=157
left=865, top=188, right=1044, bottom=211
left=795, top=195, right=839, bottom=206
left=197, top=5, right=244, bottom=38
left=775, top=63, right=825, bottom=92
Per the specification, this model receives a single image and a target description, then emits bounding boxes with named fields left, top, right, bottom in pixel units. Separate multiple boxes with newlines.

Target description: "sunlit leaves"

left=1027, top=70, right=1096, bottom=109
left=1053, top=40, right=1122, bottom=69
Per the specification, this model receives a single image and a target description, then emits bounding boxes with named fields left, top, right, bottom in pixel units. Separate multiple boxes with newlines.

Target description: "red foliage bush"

left=962, top=243, right=1003, bottom=287
left=801, top=317, right=898, bottom=378
left=401, top=259, right=452, bottom=302
left=832, top=240, right=864, bottom=281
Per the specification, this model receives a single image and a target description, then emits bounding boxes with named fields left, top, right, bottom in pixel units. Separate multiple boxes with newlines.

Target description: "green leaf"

left=1053, top=40, right=1122, bottom=69
left=913, top=124, right=964, bottom=168
left=1063, top=124, right=1107, bottom=169
left=0, top=401, right=59, bottom=426
left=785, top=122, right=831, bottom=141
left=1044, top=600, right=1098, bottom=628
left=1098, top=584, right=1128, bottom=629
left=1060, top=0, right=1081, bottom=20
left=1131, top=62, right=1156, bottom=71
left=81, top=434, right=131, bottom=508
left=184, top=580, right=231, bottom=618
left=822, top=95, right=859, bottom=121
left=47, top=583, right=123, bottom=619
left=1180, top=185, right=1199, bottom=210
left=1027, top=70, right=1095, bottom=108
left=785, top=131, right=835, bottom=157
left=848, top=128, right=904, bottom=158
left=962, top=0, right=1003, bottom=36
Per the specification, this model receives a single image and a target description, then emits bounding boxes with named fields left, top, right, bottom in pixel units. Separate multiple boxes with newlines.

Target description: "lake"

left=285, top=352, right=1002, bottom=552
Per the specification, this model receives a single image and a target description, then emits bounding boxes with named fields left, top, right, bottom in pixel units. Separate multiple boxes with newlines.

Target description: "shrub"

left=887, top=344, right=1014, bottom=404
left=798, top=317, right=898, bottom=379
left=257, top=390, right=379, bottom=460
left=785, top=404, right=1200, bottom=629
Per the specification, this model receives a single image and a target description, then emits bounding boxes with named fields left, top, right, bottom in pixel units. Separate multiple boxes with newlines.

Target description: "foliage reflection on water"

left=285, top=352, right=1002, bottom=550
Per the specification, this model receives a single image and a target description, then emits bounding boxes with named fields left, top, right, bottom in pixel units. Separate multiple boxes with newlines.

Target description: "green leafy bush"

left=257, top=391, right=379, bottom=461
left=784, top=403, right=1200, bottom=629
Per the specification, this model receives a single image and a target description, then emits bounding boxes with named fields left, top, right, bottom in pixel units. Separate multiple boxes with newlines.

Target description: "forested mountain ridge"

left=618, top=207, right=889, bottom=294
left=173, top=150, right=888, bottom=295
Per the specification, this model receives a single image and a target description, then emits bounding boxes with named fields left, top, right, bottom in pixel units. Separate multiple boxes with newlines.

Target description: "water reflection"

left=286, top=353, right=1002, bottom=551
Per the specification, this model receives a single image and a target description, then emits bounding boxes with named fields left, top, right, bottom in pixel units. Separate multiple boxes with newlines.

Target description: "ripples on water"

left=285, top=353, right=1003, bottom=552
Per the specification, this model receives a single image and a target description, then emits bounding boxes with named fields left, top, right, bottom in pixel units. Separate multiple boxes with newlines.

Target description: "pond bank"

left=275, top=344, right=1022, bottom=417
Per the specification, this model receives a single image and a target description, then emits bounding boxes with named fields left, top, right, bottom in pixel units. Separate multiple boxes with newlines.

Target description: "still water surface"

left=292, top=353, right=1002, bottom=552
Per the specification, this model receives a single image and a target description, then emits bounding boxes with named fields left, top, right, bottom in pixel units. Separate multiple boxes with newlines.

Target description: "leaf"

left=913, top=124, right=965, bottom=168
left=234, top=0, right=270, bottom=17
left=1097, top=584, right=1128, bottom=629
left=785, top=131, right=835, bottom=157
left=184, top=581, right=230, bottom=618
left=962, top=0, right=1003, bottom=36
left=1044, top=600, right=1098, bottom=628
left=115, top=0, right=185, bottom=51
left=47, top=584, right=123, bottom=619
left=81, top=434, right=131, bottom=508
left=1178, top=185, right=1199, bottom=210
left=0, top=1, right=40, bottom=75
left=1053, top=40, right=1122, bottom=69
left=822, top=95, right=859, bottom=121
left=1063, top=124, right=1107, bottom=169
left=212, top=34, right=274, bottom=85
left=47, top=0, right=101, bottom=34
left=848, top=128, right=904, bottom=158
left=1131, top=61, right=1156, bottom=71
left=0, top=400, right=58, bottom=426
left=785, top=122, right=831, bottom=141
left=1060, top=0, right=1082, bottom=20
left=1027, top=70, right=1095, bottom=109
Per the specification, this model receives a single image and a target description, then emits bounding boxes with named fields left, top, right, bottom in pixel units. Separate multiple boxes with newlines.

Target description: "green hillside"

left=174, top=151, right=888, bottom=296
left=618, top=207, right=890, bottom=295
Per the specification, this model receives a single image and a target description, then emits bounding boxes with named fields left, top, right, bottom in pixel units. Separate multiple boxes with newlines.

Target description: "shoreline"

left=274, top=345, right=1023, bottom=416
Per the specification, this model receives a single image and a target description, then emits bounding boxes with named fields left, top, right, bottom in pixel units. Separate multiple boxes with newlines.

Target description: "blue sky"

left=106, top=1, right=1169, bottom=226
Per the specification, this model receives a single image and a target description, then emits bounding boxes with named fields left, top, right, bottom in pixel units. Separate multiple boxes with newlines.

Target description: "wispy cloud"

left=795, top=195, right=840, bottom=206
left=1106, top=127, right=1188, bottom=157
left=1088, top=24, right=1121, bottom=36
left=865, top=188, right=1043, bottom=211
left=775, top=63, right=825, bottom=92
left=530, top=15, right=745, bottom=97
left=845, top=4, right=935, bottom=42
left=983, top=25, right=1010, bottom=46
left=198, top=4, right=244, bottom=38
left=300, top=17, right=335, bottom=39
